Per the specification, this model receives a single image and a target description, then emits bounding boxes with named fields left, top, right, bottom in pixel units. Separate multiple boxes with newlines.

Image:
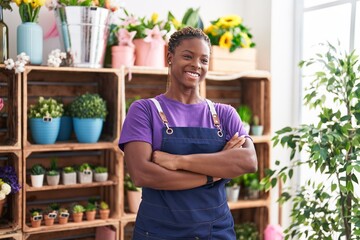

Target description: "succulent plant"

left=31, top=164, right=45, bottom=175
left=28, top=97, right=64, bottom=119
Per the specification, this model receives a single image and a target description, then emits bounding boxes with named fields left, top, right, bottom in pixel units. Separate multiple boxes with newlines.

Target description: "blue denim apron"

left=132, top=99, right=235, bottom=240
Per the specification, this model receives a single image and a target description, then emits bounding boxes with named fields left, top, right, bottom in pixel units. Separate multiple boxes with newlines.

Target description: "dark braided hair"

left=168, top=27, right=211, bottom=54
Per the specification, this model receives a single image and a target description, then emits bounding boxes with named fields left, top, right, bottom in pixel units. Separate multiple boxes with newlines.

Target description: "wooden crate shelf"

left=0, top=151, right=22, bottom=234
left=0, top=66, right=21, bottom=151
left=22, top=66, right=122, bottom=148
left=0, top=231, right=22, bottom=239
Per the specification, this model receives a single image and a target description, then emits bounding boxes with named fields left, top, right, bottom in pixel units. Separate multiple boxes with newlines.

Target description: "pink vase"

left=111, top=45, right=135, bottom=68
left=264, top=224, right=284, bottom=240
left=133, top=39, right=165, bottom=68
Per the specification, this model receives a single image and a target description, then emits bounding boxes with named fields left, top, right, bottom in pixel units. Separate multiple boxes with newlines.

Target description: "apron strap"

left=150, top=98, right=173, bottom=135
left=205, top=99, right=223, bottom=137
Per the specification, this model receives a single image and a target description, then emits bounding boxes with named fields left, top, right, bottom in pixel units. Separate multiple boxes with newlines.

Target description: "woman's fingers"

left=223, top=132, right=247, bottom=150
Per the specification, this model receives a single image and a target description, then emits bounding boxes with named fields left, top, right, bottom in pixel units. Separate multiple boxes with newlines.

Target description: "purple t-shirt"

left=119, top=94, right=249, bottom=151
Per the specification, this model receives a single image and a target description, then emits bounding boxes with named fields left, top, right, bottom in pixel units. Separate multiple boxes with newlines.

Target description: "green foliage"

left=58, top=0, right=98, bottom=7
left=72, top=204, right=85, bottom=213
left=70, top=93, right=108, bottom=120
left=0, top=0, right=12, bottom=11
left=262, top=42, right=360, bottom=239
left=124, top=173, right=140, bottom=191
left=85, top=202, right=97, bottom=212
left=240, top=172, right=260, bottom=190
left=237, top=105, right=252, bottom=124
left=47, top=170, right=59, bottom=176
left=234, top=222, right=259, bottom=240
left=49, top=203, right=60, bottom=211
left=63, top=166, right=75, bottom=173
left=59, top=208, right=68, bottom=214
left=31, top=164, right=45, bottom=175
left=252, top=115, right=260, bottom=126
left=28, top=97, right=64, bottom=119
left=168, top=7, right=204, bottom=30
left=79, top=163, right=91, bottom=172
left=99, top=201, right=109, bottom=210
left=47, top=158, right=59, bottom=176
left=226, top=176, right=242, bottom=187
left=94, top=166, right=107, bottom=173
left=30, top=208, right=43, bottom=216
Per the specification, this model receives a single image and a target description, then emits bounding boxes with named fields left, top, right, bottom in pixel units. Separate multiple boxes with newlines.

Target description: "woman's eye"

left=183, top=55, right=192, bottom=59
left=202, top=59, right=209, bottom=64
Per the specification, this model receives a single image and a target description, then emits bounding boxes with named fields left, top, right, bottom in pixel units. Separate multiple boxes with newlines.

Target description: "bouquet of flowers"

left=13, top=0, right=45, bottom=23
left=45, top=0, right=120, bottom=11
left=0, top=166, right=21, bottom=200
left=205, top=14, right=255, bottom=52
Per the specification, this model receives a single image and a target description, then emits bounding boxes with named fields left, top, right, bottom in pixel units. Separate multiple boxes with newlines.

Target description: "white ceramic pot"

left=62, top=172, right=76, bottom=185
left=94, top=172, right=108, bottom=182
left=46, top=174, right=60, bottom=186
left=78, top=171, right=93, bottom=184
left=31, top=174, right=44, bottom=187
left=226, top=186, right=240, bottom=202
left=127, top=189, right=142, bottom=213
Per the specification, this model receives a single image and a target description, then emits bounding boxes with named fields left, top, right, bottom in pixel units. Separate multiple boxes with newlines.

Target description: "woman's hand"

left=152, top=151, right=179, bottom=170
left=223, top=132, right=246, bottom=150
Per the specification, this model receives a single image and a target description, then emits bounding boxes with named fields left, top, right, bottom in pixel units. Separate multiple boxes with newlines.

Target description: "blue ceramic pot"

left=29, top=118, right=60, bottom=144
left=73, top=118, right=103, bottom=143
left=17, top=22, right=43, bottom=65
left=57, top=116, right=73, bottom=141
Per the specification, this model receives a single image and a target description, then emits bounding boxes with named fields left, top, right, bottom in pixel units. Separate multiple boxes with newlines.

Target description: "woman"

left=119, top=27, right=257, bottom=239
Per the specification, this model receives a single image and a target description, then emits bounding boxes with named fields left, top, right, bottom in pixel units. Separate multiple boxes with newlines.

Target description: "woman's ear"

left=167, top=52, right=173, bottom=65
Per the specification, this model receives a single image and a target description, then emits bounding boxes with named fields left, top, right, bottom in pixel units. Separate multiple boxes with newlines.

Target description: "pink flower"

left=117, top=29, right=136, bottom=47
left=121, top=16, right=139, bottom=27
left=0, top=98, right=4, bottom=111
left=144, top=25, right=166, bottom=44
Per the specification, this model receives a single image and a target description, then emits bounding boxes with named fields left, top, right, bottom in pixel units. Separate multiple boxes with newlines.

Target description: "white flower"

left=0, top=192, right=5, bottom=201
left=47, top=49, right=67, bottom=67
left=17, top=52, right=30, bottom=64
left=4, top=58, right=14, bottom=70
left=14, top=61, right=25, bottom=74
left=1, top=183, right=11, bottom=195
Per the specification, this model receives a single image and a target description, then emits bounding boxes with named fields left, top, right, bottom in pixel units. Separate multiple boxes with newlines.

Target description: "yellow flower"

left=240, top=32, right=252, bottom=48
left=31, top=0, right=44, bottom=7
left=151, top=13, right=159, bottom=24
left=219, top=31, right=233, bottom=49
left=204, top=25, right=219, bottom=36
left=217, top=15, right=242, bottom=29
left=13, top=0, right=22, bottom=6
left=23, top=0, right=31, bottom=4
left=171, top=18, right=182, bottom=30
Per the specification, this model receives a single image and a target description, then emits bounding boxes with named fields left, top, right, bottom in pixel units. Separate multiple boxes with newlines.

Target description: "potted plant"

left=94, top=166, right=108, bottom=182
left=29, top=208, right=43, bottom=228
left=234, top=222, right=260, bottom=240
left=58, top=207, right=70, bottom=224
left=78, top=163, right=93, bottom=184
left=57, top=103, right=73, bottom=141
left=46, top=158, right=60, bottom=186
left=241, top=172, right=260, bottom=200
left=43, top=206, right=57, bottom=226
left=30, top=164, right=45, bottom=187
left=236, top=105, right=252, bottom=134
left=62, top=166, right=76, bottom=185
left=124, top=173, right=142, bottom=213
left=28, top=97, right=64, bottom=144
left=99, top=201, right=110, bottom=220
left=251, top=115, right=264, bottom=136
left=0, top=166, right=21, bottom=216
left=72, top=204, right=85, bottom=223
left=69, top=93, right=108, bottom=143
left=225, top=176, right=241, bottom=202
left=262, top=43, right=360, bottom=239
left=85, top=202, right=97, bottom=221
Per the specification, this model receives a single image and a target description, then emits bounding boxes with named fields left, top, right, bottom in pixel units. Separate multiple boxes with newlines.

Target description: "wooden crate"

left=204, top=71, right=271, bottom=137
left=120, top=221, right=135, bottom=240
left=0, top=66, right=21, bottom=150
left=22, top=66, right=122, bottom=149
left=0, top=231, right=22, bottom=239
left=0, top=151, right=22, bottom=234
left=24, top=221, right=119, bottom=240
left=22, top=147, right=123, bottom=233
left=209, top=47, right=256, bottom=73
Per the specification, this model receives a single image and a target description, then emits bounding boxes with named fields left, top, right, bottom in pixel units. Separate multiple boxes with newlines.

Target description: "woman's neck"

left=164, top=88, right=203, bottom=104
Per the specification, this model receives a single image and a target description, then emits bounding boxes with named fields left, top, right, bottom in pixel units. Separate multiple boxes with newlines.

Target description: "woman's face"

left=169, top=38, right=210, bottom=89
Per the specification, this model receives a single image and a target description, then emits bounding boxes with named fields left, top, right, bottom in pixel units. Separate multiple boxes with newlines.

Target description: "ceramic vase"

left=17, top=22, right=43, bottom=65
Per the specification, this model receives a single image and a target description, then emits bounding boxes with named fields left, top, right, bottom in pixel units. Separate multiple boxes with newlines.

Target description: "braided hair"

left=168, top=27, right=211, bottom=54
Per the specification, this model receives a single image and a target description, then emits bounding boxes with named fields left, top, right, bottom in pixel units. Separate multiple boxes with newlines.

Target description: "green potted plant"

left=69, top=93, right=108, bottom=143
left=57, top=103, right=73, bottom=141
left=28, top=97, right=64, bottom=144
left=262, top=43, right=360, bottom=239
left=124, top=173, right=142, bottom=213
left=30, top=164, right=45, bottom=187
left=94, top=166, right=108, bottom=182
left=62, top=166, right=76, bottom=185
left=250, top=115, right=263, bottom=136
left=236, top=105, right=252, bottom=134
left=46, top=158, right=60, bottom=186
left=58, top=207, right=69, bottom=224
left=240, top=172, right=260, bottom=199
left=85, top=202, right=97, bottom=221
left=78, top=163, right=93, bottom=184
left=99, top=201, right=110, bottom=220
left=29, top=208, right=43, bottom=228
left=225, top=176, right=241, bottom=202
left=72, top=204, right=85, bottom=223
left=234, top=222, right=259, bottom=240
left=43, top=205, right=57, bottom=226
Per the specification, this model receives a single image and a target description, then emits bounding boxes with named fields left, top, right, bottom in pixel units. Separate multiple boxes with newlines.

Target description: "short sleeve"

left=119, top=99, right=153, bottom=151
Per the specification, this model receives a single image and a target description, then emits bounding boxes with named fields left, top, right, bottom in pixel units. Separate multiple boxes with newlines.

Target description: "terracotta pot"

left=0, top=198, right=6, bottom=216
left=127, top=190, right=142, bottom=213
left=72, top=212, right=83, bottom=222
left=86, top=210, right=96, bottom=221
left=30, top=217, right=42, bottom=228
left=133, top=39, right=165, bottom=68
left=99, top=209, right=110, bottom=220
left=111, top=45, right=135, bottom=68
left=44, top=215, right=55, bottom=226
left=58, top=216, right=69, bottom=224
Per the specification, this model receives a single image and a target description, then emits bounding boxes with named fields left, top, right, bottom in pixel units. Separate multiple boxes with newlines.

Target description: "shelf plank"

left=251, top=135, right=271, bottom=143
left=228, top=199, right=269, bottom=210
left=23, top=141, right=117, bottom=152
left=121, top=213, right=137, bottom=223
left=26, top=179, right=117, bottom=192
left=23, top=218, right=119, bottom=233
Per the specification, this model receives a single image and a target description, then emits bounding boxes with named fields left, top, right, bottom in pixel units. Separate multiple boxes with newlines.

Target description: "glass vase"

left=0, top=6, right=9, bottom=63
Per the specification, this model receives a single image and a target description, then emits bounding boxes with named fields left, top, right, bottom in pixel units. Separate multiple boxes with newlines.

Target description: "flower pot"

left=57, top=116, right=73, bottom=141
left=133, top=39, right=165, bottom=68
left=44, top=215, right=55, bottom=226
left=127, top=190, right=142, bottom=213
left=245, top=188, right=260, bottom=200
left=86, top=210, right=96, bottom=221
left=62, top=171, right=76, bottom=185
left=72, top=212, right=83, bottom=222
left=30, top=217, right=42, bottom=228
left=78, top=171, right=93, bottom=184
left=73, top=118, right=103, bottom=143
left=99, top=209, right=110, bottom=220
left=94, top=172, right=108, bottom=182
left=46, top=174, right=60, bottom=186
left=55, top=6, right=111, bottom=68
left=95, top=226, right=116, bottom=240
left=58, top=216, right=69, bottom=224
left=111, top=45, right=135, bottom=68
left=226, top=186, right=240, bottom=202
left=251, top=125, right=264, bottom=136
left=29, top=117, right=61, bottom=144
left=17, top=22, right=43, bottom=65
left=31, top=174, right=44, bottom=187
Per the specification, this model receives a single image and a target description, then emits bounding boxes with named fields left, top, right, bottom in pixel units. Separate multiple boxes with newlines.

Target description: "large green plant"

left=70, top=93, right=108, bottom=120
left=28, top=97, right=64, bottom=119
left=262, top=43, right=360, bottom=239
